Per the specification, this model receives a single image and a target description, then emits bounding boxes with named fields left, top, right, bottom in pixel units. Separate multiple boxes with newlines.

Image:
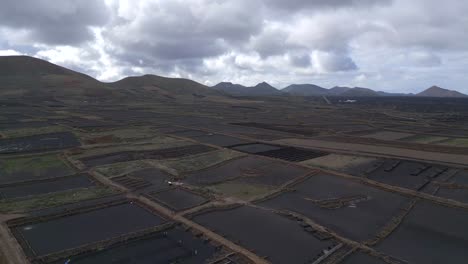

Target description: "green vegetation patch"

left=1, top=154, right=73, bottom=176
left=207, top=182, right=274, bottom=201
left=0, top=125, right=68, bottom=138
left=93, top=149, right=244, bottom=178
left=400, top=134, right=449, bottom=144
left=152, top=149, right=245, bottom=176
left=76, top=126, right=159, bottom=145
left=94, top=160, right=153, bottom=177
left=72, top=136, right=191, bottom=159
left=0, top=187, right=117, bottom=213
left=300, top=154, right=378, bottom=171
left=436, top=138, right=468, bottom=147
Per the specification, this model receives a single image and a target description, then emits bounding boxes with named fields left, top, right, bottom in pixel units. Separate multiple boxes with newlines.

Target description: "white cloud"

left=0, top=49, right=23, bottom=56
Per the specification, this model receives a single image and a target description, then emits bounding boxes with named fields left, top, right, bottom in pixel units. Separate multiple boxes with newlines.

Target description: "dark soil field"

left=259, top=174, right=409, bottom=241
left=231, top=143, right=284, bottom=153
left=449, top=170, right=468, bottom=185
left=230, top=122, right=321, bottom=136
left=15, top=203, right=166, bottom=256
left=200, top=123, right=293, bottom=138
left=147, top=188, right=208, bottom=211
left=127, top=168, right=173, bottom=192
left=435, top=170, right=468, bottom=203
left=342, top=252, right=387, bottom=264
left=255, top=147, right=328, bottom=162
left=170, top=129, right=209, bottom=137
left=0, top=121, right=51, bottom=130
left=367, top=159, right=451, bottom=190
left=185, top=156, right=308, bottom=186
left=193, top=205, right=336, bottom=263
left=111, top=175, right=152, bottom=190
left=320, top=135, right=468, bottom=155
left=80, top=144, right=214, bottom=167
left=50, top=226, right=217, bottom=264
left=436, top=188, right=468, bottom=204
left=350, top=161, right=384, bottom=175
left=0, top=174, right=95, bottom=199
left=376, top=201, right=468, bottom=263
left=0, top=132, right=80, bottom=154
left=187, top=133, right=251, bottom=147
left=231, top=143, right=328, bottom=162
left=56, top=118, right=119, bottom=129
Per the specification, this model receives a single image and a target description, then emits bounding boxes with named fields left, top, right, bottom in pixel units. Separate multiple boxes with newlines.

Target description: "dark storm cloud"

left=121, top=39, right=226, bottom=61
left=314, top=51, right=358, bottom=72
left=408, top=52, right=442, bottom=67
left=250, top=27, right=295, bottom=58
left=290, top=53, right=312, bottom=68
left=103, top=0, right=264, bottom=71
left=0, top=0, right=110, bottom=45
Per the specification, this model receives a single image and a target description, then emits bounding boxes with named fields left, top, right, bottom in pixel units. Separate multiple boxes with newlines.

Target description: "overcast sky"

left=1, top=0, right=467, bottom=93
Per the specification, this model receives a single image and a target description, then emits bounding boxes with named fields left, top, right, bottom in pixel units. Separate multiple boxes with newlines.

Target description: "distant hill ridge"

left=416, top=86, right=467, bottom=98
left=280, top=84, right=467, bottom=97
left=212, top=81, right=282, bottom=96
left=0, top=55, right=115, bottom=97
left=110, top=74, right=222, bottom=97
left=0, top=56, right=223, bottom=99
left=1, top=55, right=466, bottom=98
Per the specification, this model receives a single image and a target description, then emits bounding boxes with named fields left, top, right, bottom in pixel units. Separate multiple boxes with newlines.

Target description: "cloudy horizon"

left=1, top=0, right=467, bottom=93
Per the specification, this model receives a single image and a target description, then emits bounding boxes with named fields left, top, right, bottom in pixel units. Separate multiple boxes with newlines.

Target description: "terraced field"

left=1, top=90, right=468, bottom=264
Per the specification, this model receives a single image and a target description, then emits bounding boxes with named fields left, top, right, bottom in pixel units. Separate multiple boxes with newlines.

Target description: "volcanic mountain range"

left=1, top=55, right=466, bottom=99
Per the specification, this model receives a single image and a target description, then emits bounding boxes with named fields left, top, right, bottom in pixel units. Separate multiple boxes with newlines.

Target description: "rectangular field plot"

left=0, top=121, right=51, bottom=130
left=231, top=143, right=328, bottom=162
left=146, top=188, right=208, bottom=211
left=449, top=170, right=468, bottom=185
left=400, top=134, right=449, bottom=144
left=361, top=131, right=415, bottom=141
left=193, top=206, right=336, bottom=263
left=0, top=125, right=68, bottom=139
left=14, top=202, right=166, bottom=256
left=342, top=252, right=387, bottom=264
left=57, top=118, right=119, bottom=129
left=0, top=187, right=117, bottom=214
left=258, top=174, right=409, bottom=241
left=367, top=159, right=451, bottom=191
left=170, top=129, right=209, bottom=137
left=437, top=137, right=468, bottom=147
left=110, top=175, right=152, bottom=190
left=0, top=174, right=95, bottom=199
left=0, top=154, right=74, bottom=184
left=50, top=226, right=217, bottom=264
left=376, top=201, right=468, bottom=264
left=187, top=134, right=251, bottom=147
left=436, top=188, right=468, bottom=204
left=434, top=170, right=468, bottom=203
left=80, top=144, right=215, bottom=167
left=0, top=132, right=80, bottom=154
left=208, top=181, right=275, bottom=201
left=255, top=147, right=328, bottom=162
left=156, top=149, right=245, bottom=176
left=362, top=131, right=414, bottom=140
left=185, top=156, right=308, bottom=186
left=127, top=168, right=172, bottom=191
left=231, top=143, right=283, bottom=153
left=300, top=154, right=381, bottom=174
